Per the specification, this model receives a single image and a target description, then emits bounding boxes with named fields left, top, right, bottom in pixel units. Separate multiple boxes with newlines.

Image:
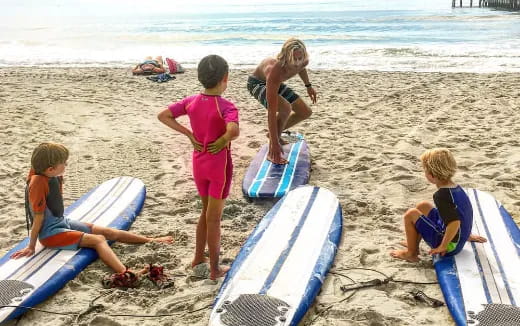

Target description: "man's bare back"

left=252, top=57, right=308, bottom=82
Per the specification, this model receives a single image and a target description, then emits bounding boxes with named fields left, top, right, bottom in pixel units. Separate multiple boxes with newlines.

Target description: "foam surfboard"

left=0, top=176, right=145, bottom=323
left=209, top=186, right=342, bottom=326
left=243, top=132, right=310, bottom=199
left=434, top=188, right=520, bottom=326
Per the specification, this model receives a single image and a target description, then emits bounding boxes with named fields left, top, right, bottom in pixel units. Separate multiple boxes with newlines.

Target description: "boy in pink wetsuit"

left=158, top=55, right=239, bottom=280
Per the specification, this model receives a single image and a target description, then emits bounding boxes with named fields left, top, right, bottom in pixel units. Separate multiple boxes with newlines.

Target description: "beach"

left=0, top=66, right=518, bottom=325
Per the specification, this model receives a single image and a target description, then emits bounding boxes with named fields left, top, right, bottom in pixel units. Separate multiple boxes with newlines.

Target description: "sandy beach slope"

left=0, top=67, right=518, bottom=325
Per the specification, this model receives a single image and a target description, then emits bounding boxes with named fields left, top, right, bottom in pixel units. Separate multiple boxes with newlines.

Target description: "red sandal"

left=147, top=264, right=174, bottom=289
left=102, top=269, right=140, bottom=289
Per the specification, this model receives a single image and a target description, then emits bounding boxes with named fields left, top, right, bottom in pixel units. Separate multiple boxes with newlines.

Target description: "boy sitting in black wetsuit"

left=390, top=148, right=486, bottom=262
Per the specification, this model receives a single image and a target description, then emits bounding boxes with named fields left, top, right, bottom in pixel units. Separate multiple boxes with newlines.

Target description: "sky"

left=1, top=0, right=451, bottom=18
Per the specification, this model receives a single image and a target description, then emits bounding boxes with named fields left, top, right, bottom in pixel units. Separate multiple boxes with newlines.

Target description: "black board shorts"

left=247, top=76, right=299, bottom=108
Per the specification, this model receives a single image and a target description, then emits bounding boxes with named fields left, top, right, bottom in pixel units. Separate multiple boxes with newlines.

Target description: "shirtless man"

left=247, top=38, right=317, bottom=164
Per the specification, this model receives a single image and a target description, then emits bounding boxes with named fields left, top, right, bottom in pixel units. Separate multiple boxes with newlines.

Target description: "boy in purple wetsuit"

left=390, top=148, right=486, bottom=262
left=158, top=55, right=239, bottom=280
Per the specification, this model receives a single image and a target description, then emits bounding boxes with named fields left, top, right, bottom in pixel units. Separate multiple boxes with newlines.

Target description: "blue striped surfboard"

left=242, top=133, right=310, bottom=199
left=0, top=176, right=146, bottom=323
left=209, top=186, right=342, bottom=326
left=434, top=188, right=520, bottom=326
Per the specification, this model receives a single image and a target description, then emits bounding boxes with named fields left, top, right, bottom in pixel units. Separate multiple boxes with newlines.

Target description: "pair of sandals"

left=102, top=264, right=173, bottom=289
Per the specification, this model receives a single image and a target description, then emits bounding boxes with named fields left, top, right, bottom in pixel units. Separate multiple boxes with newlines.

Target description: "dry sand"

left=0, top=67, right=519, bottom=326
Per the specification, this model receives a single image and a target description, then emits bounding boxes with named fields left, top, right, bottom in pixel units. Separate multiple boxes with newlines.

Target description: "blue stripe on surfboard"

left=0, top=177, right=126, bottom=276
left=213, top=194, right=290, bottom=305
left=496, top=200, right=520, bottom=259
left=259, top=187, right=319, bottom=294
left=291, top=204, right=342, bottom=326
left=470, top=241, right=493, bottom=304
left=274, top=139, right=303, bottom=197
left=2, top=178, right=144, bottom=322
left=247, top=151, right=272, bottom=197
left=473, top=189, right=516, bottom=305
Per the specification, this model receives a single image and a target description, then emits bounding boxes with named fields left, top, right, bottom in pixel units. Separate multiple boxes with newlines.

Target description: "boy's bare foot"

left=210, top=265, right=230, bottom=280
left=390, top=249, right=419, bottom=262
left=191, top=258, right=209, bottom=268
left=468, top=234, right=487, bottom=243
left=151, top=236, right=174, bottom=244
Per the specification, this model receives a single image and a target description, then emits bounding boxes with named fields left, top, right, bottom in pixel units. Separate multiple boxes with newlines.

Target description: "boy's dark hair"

left=197, top=55, right=228, bottom=89
left=31, top=142, right=69, bottom=174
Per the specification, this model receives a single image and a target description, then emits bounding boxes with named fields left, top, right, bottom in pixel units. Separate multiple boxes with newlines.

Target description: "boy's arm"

left=157, top=108, right=203, bottom=151
left=11, top=212, right=44, bottom=259
left=429, top=220, right=460, bottom=256
left=207, top=122, right=239, bottom=154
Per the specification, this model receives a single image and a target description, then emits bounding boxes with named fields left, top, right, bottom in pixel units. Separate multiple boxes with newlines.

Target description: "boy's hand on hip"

left=188, top=135, right=203, bottom=152
left=208, top=136, right=229, bottom=154
left=11, top=247, right=35, bottom=259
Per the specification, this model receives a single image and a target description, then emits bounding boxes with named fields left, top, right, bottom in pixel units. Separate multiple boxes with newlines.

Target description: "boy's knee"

left=416, top=201, right=433, bottom=215
left=404, top=208, right=421, bottom=222
left=93, top=234, right=107, bottom=245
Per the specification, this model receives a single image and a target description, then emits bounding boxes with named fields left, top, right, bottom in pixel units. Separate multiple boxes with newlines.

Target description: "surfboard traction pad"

left=467, top=304, right=520, bottom=325
left=215, top=294, right=290, bottom=326
left=0, top=280, right=34, bottom=307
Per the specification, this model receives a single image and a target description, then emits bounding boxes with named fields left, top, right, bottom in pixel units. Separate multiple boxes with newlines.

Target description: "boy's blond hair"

left=420, top=148, right=457, bottom=182
left=31, top=142, right=69, bottom=174
left=277, top=38, right=308, bottom=67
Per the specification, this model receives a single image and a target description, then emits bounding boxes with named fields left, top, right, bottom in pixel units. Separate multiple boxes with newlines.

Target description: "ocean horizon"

left=1, top=0, right=520, bottom=72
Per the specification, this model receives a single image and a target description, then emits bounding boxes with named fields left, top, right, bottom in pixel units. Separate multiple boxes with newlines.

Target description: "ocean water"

left=1, top=0, right=520, bottom=72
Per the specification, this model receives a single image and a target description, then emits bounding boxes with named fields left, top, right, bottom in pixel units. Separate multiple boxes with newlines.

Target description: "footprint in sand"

left=247, top=140, right=262, bottom=148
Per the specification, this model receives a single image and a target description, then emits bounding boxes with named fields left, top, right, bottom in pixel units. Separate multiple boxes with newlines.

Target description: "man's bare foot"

left=151, top=236, right=174, bottom=244
left=210, top=265, right=230, bottom=280
left=390, top=249, right=419, bottom=262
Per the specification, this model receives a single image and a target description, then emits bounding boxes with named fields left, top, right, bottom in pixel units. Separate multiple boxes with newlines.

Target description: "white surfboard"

left=0, top=176, right=146, bottom=323
left=434, top=188, right=520, bottom=326
left=209, top=186, right=342, bottom=326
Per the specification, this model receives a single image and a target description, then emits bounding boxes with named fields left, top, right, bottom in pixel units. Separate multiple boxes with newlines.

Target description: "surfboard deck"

left=434, top=188, right=520, bottom=326
left=209, top=186, right=342, bottom=326
left=0, top=176, right=146, bottom=323
left=242, top=132, right=310, bottom=199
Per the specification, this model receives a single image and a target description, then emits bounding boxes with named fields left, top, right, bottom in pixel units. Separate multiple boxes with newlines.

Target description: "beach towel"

left=146, top=73, right=175, bottom=83
left=165, top=58, right=185, bottom=74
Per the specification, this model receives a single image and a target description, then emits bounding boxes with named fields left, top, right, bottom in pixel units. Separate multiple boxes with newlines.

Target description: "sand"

left=0, top=67, right=519, bottom=326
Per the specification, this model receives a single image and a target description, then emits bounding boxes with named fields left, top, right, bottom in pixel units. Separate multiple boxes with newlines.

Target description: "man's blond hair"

left=31, top=142, right=69, bottom=174
left=276, top=38, right=308, bottom=67
left=420, top=148, right=457, bottom=182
